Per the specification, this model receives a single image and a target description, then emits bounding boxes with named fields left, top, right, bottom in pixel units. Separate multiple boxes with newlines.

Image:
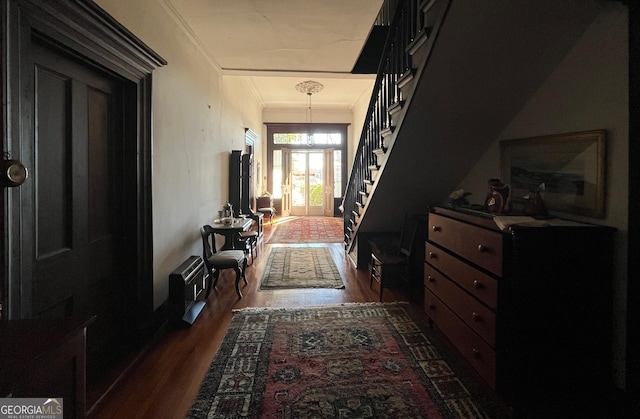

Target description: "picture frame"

left=500, top=129, right=606, bottom=218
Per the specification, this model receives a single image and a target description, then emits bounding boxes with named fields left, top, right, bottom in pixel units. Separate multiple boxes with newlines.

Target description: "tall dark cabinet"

left=229, top=150, right=242, bottom=213
left=241, top=153, right=254, bottom=212
left=229, top=150, right=254, bottom=214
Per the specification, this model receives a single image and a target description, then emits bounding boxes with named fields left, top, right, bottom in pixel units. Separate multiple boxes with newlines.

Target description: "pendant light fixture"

left=295, top=80, right=323, bottom=146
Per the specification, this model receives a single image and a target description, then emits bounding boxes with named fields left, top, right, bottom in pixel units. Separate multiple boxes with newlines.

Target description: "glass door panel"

left=291, top=152, right=306, bottom=214
left=290, top=151, right=325, bottom=216
left=308, top=152, right=324, bottom=215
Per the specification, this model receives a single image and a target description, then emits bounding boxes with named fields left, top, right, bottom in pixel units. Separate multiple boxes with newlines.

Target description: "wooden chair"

left=200, top=225, right=248, bottom=298
left=238, top=224, right=258, bottom=264
left=369, top=214, right=419, bottom=301
left=256, top=195, right=276, bottom=224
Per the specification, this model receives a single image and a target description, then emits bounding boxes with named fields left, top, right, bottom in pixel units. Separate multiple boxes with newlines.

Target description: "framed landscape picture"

left=500, top=130, right=606, bottom=218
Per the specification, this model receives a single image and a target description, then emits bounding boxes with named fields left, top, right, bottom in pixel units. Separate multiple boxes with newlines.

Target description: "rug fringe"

left=232, top=301, right=411, bottom=313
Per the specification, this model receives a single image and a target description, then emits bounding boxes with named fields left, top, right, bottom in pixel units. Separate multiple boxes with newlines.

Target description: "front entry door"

left=291, top=150, right=328, bottom=216
left=29, top=40, right=132, bottom=381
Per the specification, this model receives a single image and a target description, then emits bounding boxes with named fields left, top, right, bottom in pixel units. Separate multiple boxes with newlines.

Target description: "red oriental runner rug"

left=267, top=216, right=343, bottom=244
left=188, top=303, right=505, bottom=418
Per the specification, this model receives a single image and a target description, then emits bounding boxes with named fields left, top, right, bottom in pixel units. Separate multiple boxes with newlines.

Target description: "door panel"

left=282, top=148, right=292, bottom=216
left=308, top=151, right=324, bottom=215
left=291, top=151, right=307, bottom=215
left=290, top=150, right=327, bottom=216
left=31, top=42, right=128, bottom=379
left=324, top=148, right=334, bottom=216
left=35, top=69, right=73, bottom=259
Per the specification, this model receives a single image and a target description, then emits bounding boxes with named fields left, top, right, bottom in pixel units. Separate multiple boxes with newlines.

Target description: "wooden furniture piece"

left=169, top=256, right=207, bottom=326
left=230, top=150, right=264, bottom=237
left=256, top=195, right=276, bottom=223
left=229, top=151, right=255, bottom=214
left=200, top=225, right=248, bottom=298
left=0, top=316, right=95, bottom=419
left=229, top=150, right=243, bottom=214
left=251, top=212, right=264, bottom=238
left=238, top=228, right=259, bottom=264
left=424, top=206, right=615, bottom=414
left=369, top=214, right=420, bottom=301
left=209, top=218, right=253, bottom=250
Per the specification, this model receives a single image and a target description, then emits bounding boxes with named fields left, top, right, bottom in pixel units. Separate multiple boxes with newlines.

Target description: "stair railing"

left=343, top=0, right=422, bottom=247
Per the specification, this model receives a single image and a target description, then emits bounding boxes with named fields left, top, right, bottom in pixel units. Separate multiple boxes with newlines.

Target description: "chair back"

left=397, top=214, right=419, bottom=258
left=200, top=225, right=218, bottom=261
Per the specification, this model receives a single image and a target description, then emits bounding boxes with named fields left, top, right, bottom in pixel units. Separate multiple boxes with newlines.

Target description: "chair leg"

left=212, top=269, right=221, bottom=289
left=205, top=268, right=221, bottom=298
left=241, top=258, right=248, bottom=284
left=205, top=267, right=214, bottom=298
left=245, top=243, right=253, bottom=266
left=233, top=266, right=243, bottom=298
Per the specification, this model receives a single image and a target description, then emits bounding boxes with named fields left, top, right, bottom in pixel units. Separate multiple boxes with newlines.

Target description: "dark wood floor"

left=87, top=218, right=422, bottom=418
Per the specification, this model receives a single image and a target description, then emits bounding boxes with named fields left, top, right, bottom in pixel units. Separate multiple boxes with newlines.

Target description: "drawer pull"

left=432, top=225, right=441, bottom=232
left=428, top=304, right=436, bottom=310
left=473, top=280, right=483, bottom=290
left=477, top=244, right=486, bottom=252
left=428, top=251, right=437, bottom=259
left=427, top=275, right=435, bottom=283
left=472, top=348, right=481, bottom=359
left=472, top=312, right=481, bottom=322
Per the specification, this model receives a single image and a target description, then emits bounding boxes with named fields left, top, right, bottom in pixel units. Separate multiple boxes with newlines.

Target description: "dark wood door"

left=30, top=41, right=130, bottom=380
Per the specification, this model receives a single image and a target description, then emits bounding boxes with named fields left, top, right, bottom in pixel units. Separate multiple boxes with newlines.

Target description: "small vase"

left=523, top=191, right=548, bottom=217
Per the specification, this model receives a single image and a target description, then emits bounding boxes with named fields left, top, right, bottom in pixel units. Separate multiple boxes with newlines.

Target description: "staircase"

left=342, top=0, right=605, bottom=268
left=342, top=0, right=451, bottom=260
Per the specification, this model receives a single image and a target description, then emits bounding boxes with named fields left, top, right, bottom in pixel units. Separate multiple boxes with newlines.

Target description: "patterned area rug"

left=268, top=216, right=344, bottom=243
left=188, top=303, right=505, bottom=418
left=258, top=247, right=344, bottom=290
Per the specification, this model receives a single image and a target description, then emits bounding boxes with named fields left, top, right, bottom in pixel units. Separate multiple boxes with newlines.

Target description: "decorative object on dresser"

left=484, top=179, right=511, bottom=214
left=424, top=206, right=615, bottom=417
left=500, top=130, right=606, bottom=218
left=448, top=188, right=472, bottom=208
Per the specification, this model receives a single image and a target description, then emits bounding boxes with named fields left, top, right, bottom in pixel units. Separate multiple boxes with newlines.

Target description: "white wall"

left=350, top=87, right=374, bottom=177
left=96, top=0, right=263, bottom=309
left=458, top=3, right=628, bottom=387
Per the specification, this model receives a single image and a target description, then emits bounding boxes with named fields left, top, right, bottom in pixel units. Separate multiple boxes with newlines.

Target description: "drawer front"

left=425, top=243, right=498, bottom=309
left=428, top=213, right=503, bottom=276
left=424, top=289, right=497, bottom=389
left=424, top=264, right=496, bottom=347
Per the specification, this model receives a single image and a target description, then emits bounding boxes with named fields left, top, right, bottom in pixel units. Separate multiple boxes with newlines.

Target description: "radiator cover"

left=169, top=255, right=207, bottom=326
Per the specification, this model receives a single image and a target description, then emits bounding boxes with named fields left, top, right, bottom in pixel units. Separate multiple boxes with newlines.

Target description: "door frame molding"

left=1, top=0, right=165, bottom=338
left=265, top=122, right=348, bottom=215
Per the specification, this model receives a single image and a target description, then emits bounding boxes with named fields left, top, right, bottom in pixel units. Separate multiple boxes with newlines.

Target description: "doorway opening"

left=266, top=123, right=347, bottom=218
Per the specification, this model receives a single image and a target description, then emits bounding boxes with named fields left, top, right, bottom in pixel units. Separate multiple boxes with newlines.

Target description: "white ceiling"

left=164, top=0, right=383, bottom=109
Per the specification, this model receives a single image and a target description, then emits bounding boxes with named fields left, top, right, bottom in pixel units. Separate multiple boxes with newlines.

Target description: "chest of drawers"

left=423, top=206, right=615, bottom=408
